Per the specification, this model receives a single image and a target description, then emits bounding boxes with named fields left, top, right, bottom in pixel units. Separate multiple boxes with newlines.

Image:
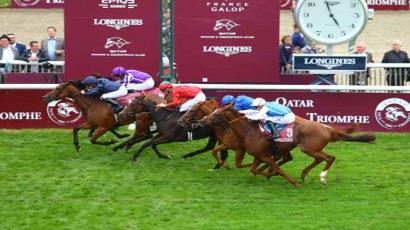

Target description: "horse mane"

left=144, top=93, right=166, bottom=104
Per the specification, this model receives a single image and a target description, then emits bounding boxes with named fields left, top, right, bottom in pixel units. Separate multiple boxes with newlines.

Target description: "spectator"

left=18, top=41, right=49, bottom=73
left=7, top=33, right=26, bottom=56
left=279, top=35, right=293, bottom=73
left=301, top=41, right=325, bottom=54
left=381, top=40, right=410, bottom=86
left=41, top=26, right=65, bottom=61
left=293, top=46, right=301, bottom=54
left=157, top=81, right=206, bottom=113
left=0, top=34, right=19, bottom=73
left=292, top=24, right=306, bottom=49
left=349, top=42, right=374, bottom=86
left=111, top=66, right=155, bottom=92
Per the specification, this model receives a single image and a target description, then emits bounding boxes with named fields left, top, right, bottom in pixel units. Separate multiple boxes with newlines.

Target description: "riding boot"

left=103, top=98, right=124, bottom=114
left=266, top=120, right=280, bottom=139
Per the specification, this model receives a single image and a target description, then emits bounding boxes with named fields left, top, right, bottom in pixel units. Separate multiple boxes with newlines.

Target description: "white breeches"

left=101, top=85, right=128, bottom=99
left=126, top=78, right=155, bottom=91
left=265, top=112, right=296, bottom=124
left=179, top=92, right=206, bottom=112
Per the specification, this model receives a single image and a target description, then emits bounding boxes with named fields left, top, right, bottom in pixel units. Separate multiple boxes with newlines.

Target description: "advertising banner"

left=174, top=0, right=280, bottom=83
left=217, top=91, right=410, bottom=132
left=279, top=0, right=410, bottom=11
left=11, top=0, right=64, bottom=8
left=64, top=0, right=161, bottom=80
left=1, top=89, right=409, bottom=132
left=293, top=54, right=367, bottom=71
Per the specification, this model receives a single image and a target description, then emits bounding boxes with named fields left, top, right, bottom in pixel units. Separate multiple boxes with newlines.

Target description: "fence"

left=0, top=60, right=65, bottom=73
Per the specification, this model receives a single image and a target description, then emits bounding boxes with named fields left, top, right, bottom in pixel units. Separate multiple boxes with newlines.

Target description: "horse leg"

left=73, top=123, right=93, bottom=152
left=180, top=135, right=218, bottom=159
left=258, top=155, right=300, bottom=188
left=88, top=127, right=117, bottom=146
left=110, top=129, right=131, bottom=139
left=131, top=134, right=169, bottom=163
left=88, top=129, right=95, bottom=139
left=150, top=144, right=172, bottom=159
left=112, top=130, right=153, bottom=152
left=209, top=144, right=232, bottom=170
left=301, top=151, right=336, bottom=184
left=234, top=149, right=252, bottom=168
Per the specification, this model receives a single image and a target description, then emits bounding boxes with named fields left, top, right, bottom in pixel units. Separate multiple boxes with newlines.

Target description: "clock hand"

left=325, top=0, right=332, bottom=14
left=325, top=0, right=341, bottom=28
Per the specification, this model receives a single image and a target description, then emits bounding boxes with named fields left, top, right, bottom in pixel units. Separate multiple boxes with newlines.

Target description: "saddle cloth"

left=258, top=122, right=294, bottom=142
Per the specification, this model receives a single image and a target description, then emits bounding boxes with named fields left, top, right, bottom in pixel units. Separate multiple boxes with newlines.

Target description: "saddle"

left=258, top=122, right=294, bottom=142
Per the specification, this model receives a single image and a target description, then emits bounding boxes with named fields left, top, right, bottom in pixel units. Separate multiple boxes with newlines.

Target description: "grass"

left=0, top=129, right=409, bottom=229
left=0, top=0, right=9, bottom=8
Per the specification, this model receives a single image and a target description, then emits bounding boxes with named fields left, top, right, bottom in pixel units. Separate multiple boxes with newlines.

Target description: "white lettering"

left=306, top=113, right=370, bottom=123
left=0, top=112, right=42, bottom=120
left=366, top=0, right=406, bottom=6
left=275, top=97, right=314, bottom=108
left=304, top=58, right=356, bottom=65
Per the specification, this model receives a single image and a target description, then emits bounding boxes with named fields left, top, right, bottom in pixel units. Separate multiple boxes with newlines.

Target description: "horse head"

left=118, top=95, right=146, bottom=119
left=177, top=100, right=218, bottom=127
left=197, top=103, right=232, bottom=127
left=42, top=81, right=82, bottom=103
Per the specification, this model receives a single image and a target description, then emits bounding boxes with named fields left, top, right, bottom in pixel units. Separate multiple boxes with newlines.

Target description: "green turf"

left=0, top=129, right=409, bottom=229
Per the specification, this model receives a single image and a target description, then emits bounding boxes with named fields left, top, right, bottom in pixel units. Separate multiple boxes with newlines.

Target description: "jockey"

left=221, top=95, right=255, bottom=111
left=111, top=66, right=155, bottom=92
left=82, top=76, right=127, bottom=114
left=156, top=81, right=206, bottom=113
left=247, top=97, right=296, bottom=139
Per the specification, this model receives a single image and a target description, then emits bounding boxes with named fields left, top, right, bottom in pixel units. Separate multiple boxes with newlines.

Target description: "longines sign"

left=293, top=54, right=367, bottom=71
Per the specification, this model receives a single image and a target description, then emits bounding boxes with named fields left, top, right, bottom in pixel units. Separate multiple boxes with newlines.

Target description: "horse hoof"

left=294, top=183, right=301, bottom=188
left=320, top=178, right=327, bottom=185
left=207, top=168, right=219, bottom=172
left=266, top=176, right=272, bottom=180
left=131, top=159, right=137, bottom=164
left=165, top=155, right=172, bottom=160
left=75, top=146, right=81, bottom=152
left=111, top=148, right=118, bottom=152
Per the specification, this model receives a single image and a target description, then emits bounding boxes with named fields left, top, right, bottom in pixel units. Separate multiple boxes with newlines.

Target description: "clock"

left=295, top=0, right=371, bottom=45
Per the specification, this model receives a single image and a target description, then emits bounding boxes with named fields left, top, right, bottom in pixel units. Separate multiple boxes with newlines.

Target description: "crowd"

left=280, top=3, right=410, bottom=86
left=0, top=26, right=64, bottom=73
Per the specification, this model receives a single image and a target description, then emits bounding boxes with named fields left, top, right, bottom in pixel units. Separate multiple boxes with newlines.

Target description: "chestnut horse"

left=177, top=99, right=253, bottom=169
left=43, top=81, right=138, bottom=151
left=118, top=94, right=229, bottom=165
left=200, top=104, right=376, bottom=187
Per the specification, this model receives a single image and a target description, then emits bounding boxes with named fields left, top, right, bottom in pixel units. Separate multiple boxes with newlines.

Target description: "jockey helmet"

left=221, top=95, right=235, bottom=105
left=83, top=76, right=97, bottom=85
left=159, top=81, right=173, bottom=90
left=251, top=98, right=266, bottom=107
left=111, top=66, right=126, bottom=76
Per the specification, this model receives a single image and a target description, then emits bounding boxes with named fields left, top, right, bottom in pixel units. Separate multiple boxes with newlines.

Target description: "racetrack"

left=0, top=9, right=409, bottom=62
left=0, top=129, right=409, bottom=229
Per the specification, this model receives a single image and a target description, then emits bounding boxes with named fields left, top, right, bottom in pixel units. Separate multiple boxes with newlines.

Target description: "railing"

left=0, top=60, right=65, bottom=73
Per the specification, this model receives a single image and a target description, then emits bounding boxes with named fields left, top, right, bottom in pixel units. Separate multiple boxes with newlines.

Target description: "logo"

left=304, top=58, right=355, bottom=69
left=375, top=98, right=410, bottom=129
left=14, top=0, right=40, bottom=7
left=47, top=99, right=82, bottom=125
left=104, top=37, right=131, bottom=49
left=94, top=19, right=143, bottom=30
left=206, top=1, right=250, bottom=12
left=213, top=19, right=240, bottom=31
left=203, top=46, right=252, bottom=57
left=99, top=0, right=137, bottom=9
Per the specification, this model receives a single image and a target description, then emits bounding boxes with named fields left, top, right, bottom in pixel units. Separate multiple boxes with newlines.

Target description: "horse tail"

left=328, top=126, right=376, bottom=143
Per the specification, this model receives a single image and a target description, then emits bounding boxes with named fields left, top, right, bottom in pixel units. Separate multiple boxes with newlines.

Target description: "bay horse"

left=118, top=94, right=228, bottom=165
left=200, top=104, right=376, bottom=187
left=177, top=99, right=252, bottom=169
left=43, top=81, right=137, bottom=151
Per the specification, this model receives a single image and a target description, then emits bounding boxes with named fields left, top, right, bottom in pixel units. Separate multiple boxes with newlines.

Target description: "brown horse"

left=199, top=104, right=376, bottom=187
left=42, top=81, right=137, bottom=151
left=118, top=94, right=229, bottom=164
left=177, top=99, right=252, bottom=169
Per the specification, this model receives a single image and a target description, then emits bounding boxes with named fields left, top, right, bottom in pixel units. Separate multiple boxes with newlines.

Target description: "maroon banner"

left=11, top=0, right=64, bottom=8
left=366, top=0, right=409, bottom=11
left=280, top=0, right=292, bottom=10
left=174, top=0, right=280, bottom=83
left=64, top=0, right=161, bottom=80
left=0, top=90, right=84, bottom=129
left=217, top=91, right=410, bottom=132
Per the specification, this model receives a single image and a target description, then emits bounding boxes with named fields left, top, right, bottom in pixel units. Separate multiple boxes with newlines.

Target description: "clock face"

left=296, top=0, right=368, bottom=45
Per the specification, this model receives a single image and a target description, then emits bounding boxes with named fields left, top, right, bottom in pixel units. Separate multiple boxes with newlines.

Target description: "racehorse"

left=199, top=104, right=376, bottom=187
left=43, top=81, right=137, bottom=151
left=177, top=99, right=252, bottom=169
left=118, top=94, right=229, bottom=165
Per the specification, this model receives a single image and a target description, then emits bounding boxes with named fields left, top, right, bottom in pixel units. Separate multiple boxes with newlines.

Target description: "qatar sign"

left=64, top=0, right=160, bottom=80
left=174, top=0, right=280, bottom=83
